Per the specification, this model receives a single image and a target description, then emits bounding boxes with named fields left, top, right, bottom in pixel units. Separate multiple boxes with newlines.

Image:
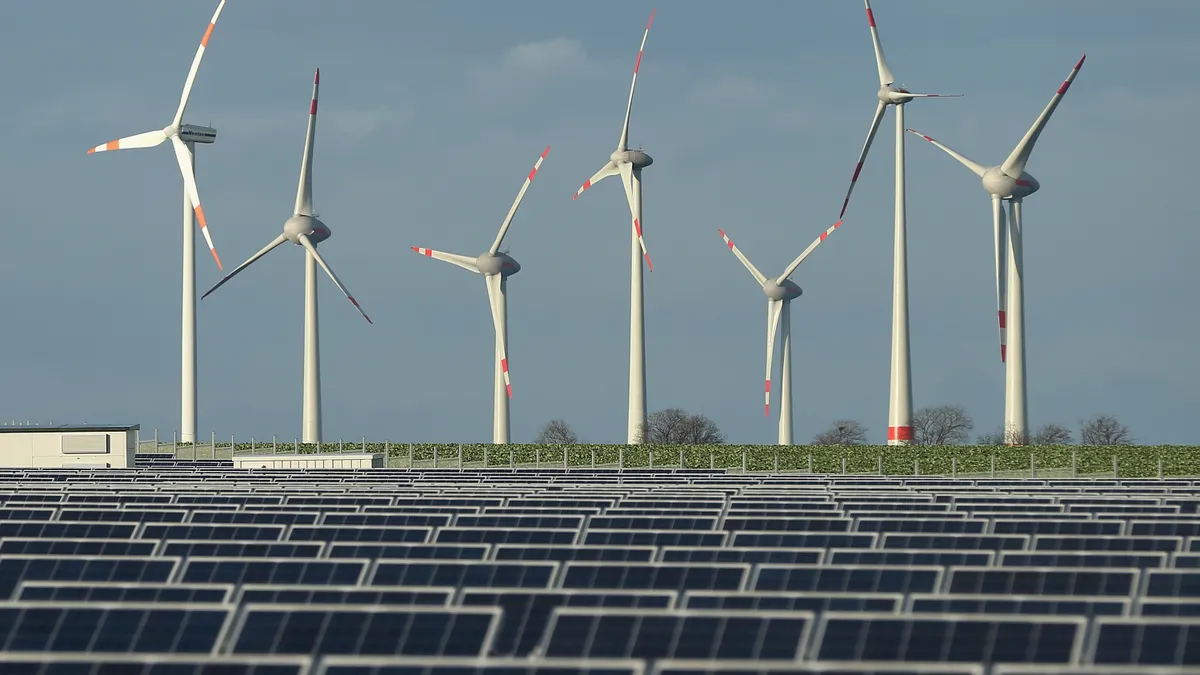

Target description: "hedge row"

left=146, top=443, right=1200, bottom=478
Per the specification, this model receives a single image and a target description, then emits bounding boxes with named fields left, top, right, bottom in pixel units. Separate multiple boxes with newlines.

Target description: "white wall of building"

left=0, top=425, right=139, bottom=468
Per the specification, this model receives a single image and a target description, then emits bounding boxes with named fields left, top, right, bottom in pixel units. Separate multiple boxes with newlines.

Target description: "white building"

left=0, top=424, right=139, bottom=468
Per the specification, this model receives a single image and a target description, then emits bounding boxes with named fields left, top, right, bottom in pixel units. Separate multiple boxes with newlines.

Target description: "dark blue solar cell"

left=231, top=607, right=496, bottom=656
left=16, top=582, right=229, bottom=604
left=321, top=513, right=452, bottom=527
left=189, top=510, right=319, bottom=525
left=1145, top=571, right=1200, bottom=598
left=0, top=557, right=178, bottom=600
left=991, top=519, right=1122, bottom=536
left=455, top=515, right=584, bottom=529
left=492, top=546, right=655, bottom=563
left=816, top=615, right=1081, bottom=664
left=0, top=522, right=137, bottom=539
left=722, top=518, right=851, bottom=532
left=434, top=528, right=577, bottom=545
left=1092, top=619, right=1200, bottom=665
left=0, top=605, right=229, bottom=653
left=854, top=518, right=986, bottom=534
left=57, top=509, right=187, bottom=522
left=753, top=565, right=941, bottom=594
left=828, top=550, right=992, bottom=567
left=1139, top=600, right=1200, bottom=617
left=880, top=534, right=1029, bottom=551
left=731, top=533, right=876, bottom=549
left=371, top=562, right=556, bottom=589
left=287, top=526, right=432, bottom=543
left=1000, top=552, right=1166, bottom=568
left=1128, top=521, right=1200, bottom=538
left=1034, top=535, right=1182, bottom=552
left=561, top=563, right=746, bottom=592
left=239, top=585, right=451, bottom=606
left=0, top=508, right=56, bottom=521
left=660, top=547, right=823, bottom=565
left=0, top=658, right=306, bottom=675
left=180, top=559, right=367, bottom=586
left=585, top=517, right=717, bottom=530
left=0, top=539, right=157, bottom=556
left=683, top=591, right=900, bottom=614
left=582, top=531, right=727, bottom=547
left=162, top=541, right=325, bottom=559
left=909, top=594, right=1128, bottom=617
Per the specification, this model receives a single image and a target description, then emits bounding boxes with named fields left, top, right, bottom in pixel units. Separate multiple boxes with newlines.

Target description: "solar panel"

left=539, top=608, right=813, bottom=660
left=160, top=540, right=327, bottom=559
left=1144, top=570, right=1200, bottom=598
left=237, top=584, right=453, bottom=607
left=369, top=561, right=558, bottom=589
left=991, top=519, right=1123, bottom=536
left=999, top=552, right=1167, bottom=569
left=681, top=590, right=901, bottom=614
left=142, top=524, right=287, bottom=541
left=652, top=661, right=983, bottom=675
left=1137, top=598, right=1200, bottom=617
left=752, top=565, right=943, bottom=594
left=0, top=538, right=158, bottom=556
left=561, top=562, right=749, bottom=592
left=1032, top=535, right=1182, bottom=552
left=230, top=604, right=499, bottom=657
left=328, top=543, right=491, bottom=560
left=56, top=508, right=189, bottom=522
left=314, top=658, right=648, bottom=675
left=180, top=557, right=369, bottom=586
left=827, top=549, right=994, bottom=567
left=658, top=547, right=824, bottom=565
left=731, top=533, right=878, bottom=549
left=321, top=513, right=453, bottom=527
left=189, top=510, right=320, bottom=525
left=493, top=545, right=656, bottom=563
left=0, top=555, right=180, bottom=599
left=1127, top=520, right=1200, bottom=538
left=0, top=521, right=137, bottom=539
left=583, top=530, right=729, bottom=547
left=0, top=507, right=56, bottom=521
left=288, top=526, right=434, bottom=544
left=1090, top=617, right=1200, bottom=665
left=586, top=517, right=718, bottom=531
left=0, top=601, right=231, bottom=653
left=946, top=566, right=1140, bottom=596
left=880, top=534, right=1030, bottom=551
left=813, top=612, right=1085, bottom=664
left=455, top=515, right=585, bottom=529
left=15, top=581, right=233, bottom=604
left=0, top=654, right=311, bottom=674
left=722, top=518, right=851, bottom=532
left=435, top=528, right=579, bottom=545
left=854, top=518, right=986, bottom=534
left=907, top=592, right=1129, bottom=617
left=460, top=589, right=675, bottom=656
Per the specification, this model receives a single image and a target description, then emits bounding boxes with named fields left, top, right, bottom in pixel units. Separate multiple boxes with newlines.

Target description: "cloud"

left=691, top=74, right=781, bottom=108
left=468, top=37, right=591, bottom=95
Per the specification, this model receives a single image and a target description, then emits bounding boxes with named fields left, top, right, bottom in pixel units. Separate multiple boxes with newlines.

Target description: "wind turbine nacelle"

left=983, top=167, right=1040, bottom=199
left=611, top=149, right=653, bottom=169
left=178, top=124, right=217, bottom=145
left=477, top=252, right=521, bottom=277
left=285, top=215, right=330, bottom=244
left=763, top=279, right=802, bottom=302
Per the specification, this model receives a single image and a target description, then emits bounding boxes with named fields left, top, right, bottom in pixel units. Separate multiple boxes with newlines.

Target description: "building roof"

left=0, top=424, right=140, bottom=434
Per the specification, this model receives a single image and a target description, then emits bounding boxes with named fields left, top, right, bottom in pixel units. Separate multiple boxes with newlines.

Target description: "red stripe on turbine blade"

left=634, top=51, right=643, bottom=74
left=315, top=68, right=320, bottom=84
left=644, top=253, right=653, bottom=271
left=764, top=404, right=770, bottom=417
left=866, top=8, right=876, bottom=26
left=851, top=162, right=864, bottom=182
left=998, top=310, right=1007, bottom=329
left=1057, top=81, right=1072, bottom=95
left=1001, top=344, right=1007, bottom=362
left=501, top=359, right=509, bottom=373
left=527, top=168, right=538, bottom=181
left=310, top=99, right=317, bottom=115
left=634, top=219, right=643, bottom=236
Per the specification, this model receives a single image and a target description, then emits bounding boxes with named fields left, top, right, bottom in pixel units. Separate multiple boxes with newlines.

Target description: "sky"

left=0, top=1, right=1195, bottom=446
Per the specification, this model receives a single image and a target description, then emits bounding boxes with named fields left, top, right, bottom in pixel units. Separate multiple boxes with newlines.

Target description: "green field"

left=135, top=441, right=1200, bottom=478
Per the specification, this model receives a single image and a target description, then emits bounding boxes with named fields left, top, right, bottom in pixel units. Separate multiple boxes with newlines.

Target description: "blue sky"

left=0, top=1, right=1195, bottom=445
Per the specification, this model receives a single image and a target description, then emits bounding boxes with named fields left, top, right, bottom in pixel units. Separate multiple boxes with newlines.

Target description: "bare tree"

left=637, top=408, right=726, bottom=444
left=1079, top=414, right=1132, bottom=445
left=1031, top=422, right=1073, bottom=445
left=912, top=404, right=975, bottom=445
left=813, top=420, right=869, bottom=445
left=534, top=419, right=579, bottom=444
left=976, top=427, right=1005, bottom=445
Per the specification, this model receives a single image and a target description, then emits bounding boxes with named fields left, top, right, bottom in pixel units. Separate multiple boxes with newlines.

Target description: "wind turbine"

left=717, top=221, right=844, bottom=445
left=87, top=0, right=228, bottom=444
left=573, top=9, right=656, bottom=444
left=836, top=0, right=961, bottom=446
left=411, top=146, right=550, bottom=444
left=907, top=55, right=1086, bottom=445
left=201, top=69, right=372, bottom=444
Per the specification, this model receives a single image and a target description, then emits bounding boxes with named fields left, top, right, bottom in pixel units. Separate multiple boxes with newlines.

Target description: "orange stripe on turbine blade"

left=106, top=140, right=119, bottom=151
left=194, top=205, right=208, bottom=230
left=209, top=249, right=223, bottom=271
left=201, top=23, right=215, bottom=47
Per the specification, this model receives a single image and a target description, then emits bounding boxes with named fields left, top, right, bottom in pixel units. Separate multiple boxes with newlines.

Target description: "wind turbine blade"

left=717, top=229, right=767, bottom=286
left=411, top=247, right=480, bottom=273
left=490, top=146, right=550, bottom=255
left=897, top=92, right=963, bottom=99
left=298, top=234, right=372, bottom=324
left=863, top=0, right=895, bottom=86
left=838, top=101, right=887, bottom=219
left=620, top=163, right=652, bottom=271
left=201, top=233, right=287, bottom=300
left=485, top=274, right=512, bottom=398
left=764, top=299, right=783, bottom=417
left=172, top=0, right=227, bottom=127
left=170, top=135, right=222, bottom=270
left=1000, top=54, right=1086, bottom=179
left=573, top=162, right=620, bottom=200
left=86, top=129, right=168, bottom=154
left=906, top=128, right=988, bottom=177
left=294, top=68, right=320, bottom=217
left=777, top=220, right=844, bottom=284
left=617, top=9, right=655, bottom=152
left=992, top=197, right=1008, bottom=363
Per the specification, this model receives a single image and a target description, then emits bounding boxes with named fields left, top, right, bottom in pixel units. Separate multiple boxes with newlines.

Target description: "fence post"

left=591, top=448, right=596, bottom=468
left=619, top=448, right=624, bottom=470
left=509, top=448, right=514, bottom=468
left=339, top=439, right=344, bottom=453
left=564, top=448, right=569, bottom=470
left=294, top=438, right=299, bottom=454
left=649, top=449, right=654, bottom=469
left=742, top=449, right=747, bottom=473
left=135, top=428, right=140, bottom=453
left=484, top=446, right=489, bottom=468
left=709, top=449, right=714, bottom=470
left=1158, top=454, right=1164, bottom=479
left=172, top=431, right=177, bottom=458
left=842, top=456, right=847, bottom=475
left=990, top=451, right=996, bottom=478
left=952, top=457, right=957, bottom=479
left=680, top=448, right=685, bottom=470
left=409, top=443, right=414, bottom=469
left=1112, top=455, right=1118, bottom=478
left=1071, top=450, right=1077, bottom=478
left=458, top=444, right=463, bottom=469
left=251, top=438, right=256, bottom=453
left=362, top=437, right=367, bottom=453
left=774, top=451, right=779, bottom=474
left=878, top=454, right=883, bottom=476
left=230, top=433, right=235, bottom=457
left=434, top=446, right=439, bottom=468
left=535, top=448, right=540, bottom=468
left=211, top=431, right=216, bottom=459
left=914, top=459, right=919, bottom=476
left=808, top=453, right=813, bottom=474
left=1030, top=452, right=1036, bottom=479
left=154, top=428, right=159, bottom=450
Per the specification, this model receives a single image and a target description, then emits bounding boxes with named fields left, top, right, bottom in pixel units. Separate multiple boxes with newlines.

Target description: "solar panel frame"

left=906, top=592, right=1131, bottom=617
left=827, top=549, right=995, bottom=567
left=0, top=653, right=313, bottom=675
left=1032, top=535, right=1183, bottom=552
left=946, top=565, right=1141, bottom=596
left=492, top=544, right=657, bottom=563
left=179, top=556, right=371, bottom=586
left=751, top=564, right=945, bottom=594
left=315, top=656, right=645, bottom=675
left=287, top=526, right=436, bottom=543
left=652, top=660, right=985, bottom=675
left=0, top=600, right=235, bottom=655
left=14, top=580, right=235, bottom=603
left=560, top=561, right=752, bottom=592
left=142, top=523, right=288, bottom=541
left=680, top=590, right=903, bottom=614
left=0, top=537, right=160, bottom=556
left=584, top=529, right=730, bottom=547
left=369, top=560, right=560, bottom=589
left=1086, top=616, right=1200, bottom=666
left=235, top=584, right=455, bottom=607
